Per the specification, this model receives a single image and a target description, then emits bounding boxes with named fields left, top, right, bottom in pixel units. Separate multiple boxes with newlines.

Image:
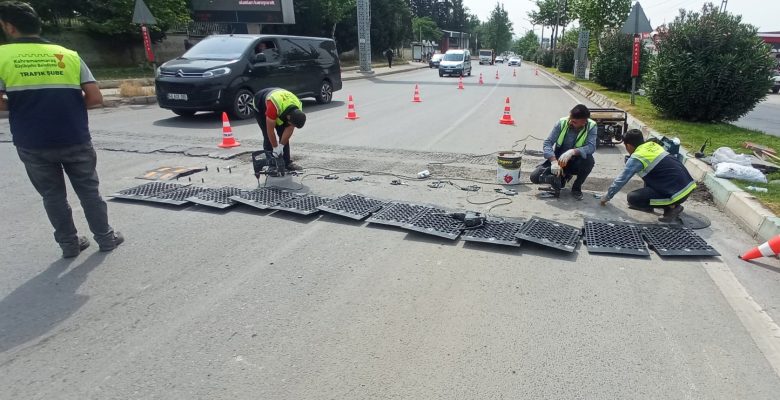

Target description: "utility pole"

left=357, top=0, right=372, bottom=74
left=720, top=0, right=728, bottom=12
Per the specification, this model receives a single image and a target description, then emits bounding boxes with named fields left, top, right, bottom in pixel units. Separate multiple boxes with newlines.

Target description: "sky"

left=462, top=0, right=780, bottom=37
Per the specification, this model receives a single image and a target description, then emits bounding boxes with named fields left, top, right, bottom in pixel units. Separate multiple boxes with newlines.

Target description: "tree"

left=483, top=2, right=513, bottom=54
left=412, top=16, right=443, bottom=43
left=570, top=0, right=631, bottom=56
left=370, top=0, right=413, bottom=54
left=645, top=4, right=775, bottom=122
left=591, top=29, right=649, bottom=91
left=76, top=0, right=189, bottom=42
left=513, top=31, right=539, bottom=58
left=322, top=0, right=357, bottom=39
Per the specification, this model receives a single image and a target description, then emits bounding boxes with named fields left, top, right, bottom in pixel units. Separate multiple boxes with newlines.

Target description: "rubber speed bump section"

left=403, top=207, right=465, bottom=240
left=185, top=187, right=242, bottom=209
left=515, top=217, right=581, bottom=252
left=366, top=201, right=432, bottom=228
left=146, top=186, right=209, bottom=206
left=317, top=193, right=386, bottom=220
left=583, top=219, right=649, bottom=257
left=272, top=194, right=333, bottom=216
left=639, top=225, right=720, bottom=257
left=462, top=218, right=525, bottom=247
left=112, top=182, right=189, bottom=201
left=230, top=188, right=296, bottom=210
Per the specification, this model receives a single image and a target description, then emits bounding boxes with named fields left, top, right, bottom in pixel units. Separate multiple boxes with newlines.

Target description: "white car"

left=508, top=57, right=521, bottom=67
left=772, top=70, right=780, bottom=94
left=495, top=56, right=505, bottom=64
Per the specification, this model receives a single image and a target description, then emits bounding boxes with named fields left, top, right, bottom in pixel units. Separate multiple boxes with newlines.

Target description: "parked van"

left=438, top=49, right=472, bottom=77
left=155, top=34, right=342, bottom=119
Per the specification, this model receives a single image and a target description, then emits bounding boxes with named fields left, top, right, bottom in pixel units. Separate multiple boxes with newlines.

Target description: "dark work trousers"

left=627, top=187, right=690, bottom=210
left=387, top=56, right=393, bottom=68
left=529, top=155, right=595, bottom=192
left=16, top=142, right=114, bottom=251
left=255, top=89, right=292, bottom=165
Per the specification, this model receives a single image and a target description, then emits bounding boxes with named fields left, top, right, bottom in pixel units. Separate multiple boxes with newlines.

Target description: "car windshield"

left=479, top=51, right=492, bottom=56
left=182, top=36, right=254, bottom=60
left=433, top=54, right=444, bottom=60
left=443, top=53, right=463, bottom=61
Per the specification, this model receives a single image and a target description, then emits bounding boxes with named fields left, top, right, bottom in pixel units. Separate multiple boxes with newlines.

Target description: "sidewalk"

left=97, top=61, right=429, bottom=107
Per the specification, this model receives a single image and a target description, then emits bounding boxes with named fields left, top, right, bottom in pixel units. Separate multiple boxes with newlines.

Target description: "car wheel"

left=315, top=80, right=333, bottom=104
left=773, top=87, right=780, bottom=94
left=230, top=88, right=255, bottom=120
left=439, top=71, right=443, bottom=77
left=172, top=109, right=196, bottom=117
left=467, top=69, right=471, bottom=77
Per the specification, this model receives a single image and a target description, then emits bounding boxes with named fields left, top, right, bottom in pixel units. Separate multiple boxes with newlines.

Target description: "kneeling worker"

left=252, top=87, right=306, bottom=171
left=600, top=129, right=696, bottom=223
left=530, top=104, right=597, bottom=200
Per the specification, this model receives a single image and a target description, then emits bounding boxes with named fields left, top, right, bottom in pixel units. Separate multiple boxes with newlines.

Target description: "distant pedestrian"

left=184, top=38, right=193, bottom=51
left=384, top=48, right=393, bottom=68
left=0, top=1, right=124, bottom=258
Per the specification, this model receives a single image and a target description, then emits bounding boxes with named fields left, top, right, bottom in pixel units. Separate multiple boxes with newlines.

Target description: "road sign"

left=132, top=0, right=156, bottom=25
left=621, top=2, right=653, bottom=35
left=631, top=36, right=641, bottom=77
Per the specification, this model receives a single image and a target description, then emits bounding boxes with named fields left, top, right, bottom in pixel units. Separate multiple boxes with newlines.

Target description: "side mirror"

left=252, top=53, right=267, bottom=63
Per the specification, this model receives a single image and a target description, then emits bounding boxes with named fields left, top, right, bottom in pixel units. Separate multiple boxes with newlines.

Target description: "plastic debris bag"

left=711, top=147, right=752, bottom=167
left=714, top=162, right=767, bottom=183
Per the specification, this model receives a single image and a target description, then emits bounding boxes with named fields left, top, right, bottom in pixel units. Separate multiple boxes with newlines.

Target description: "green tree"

left=645, top=4, right=775, bottom=122
left=570, top=0, right=631, bottom=56
left=483, top=2, right=513, bottom=54
left=370, top=0, right=413, bottom=54
left=322, top=0, right=357, bottom=39
left=77, top=0, right=189, bottom=42
left=513, top=31, right=539, bottom=58
left=412, top=16, right=443, bottom=43
left=591, top=29, right=649, bottom=91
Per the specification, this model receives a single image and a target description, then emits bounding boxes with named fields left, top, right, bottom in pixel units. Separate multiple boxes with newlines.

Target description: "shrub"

left=645, top=4, right=775, bottom=122
left=557, top=45, right=575, bottom=73
left=591, top=29, right=650, bottom=91
left=541, top=50, right=554, bottom=67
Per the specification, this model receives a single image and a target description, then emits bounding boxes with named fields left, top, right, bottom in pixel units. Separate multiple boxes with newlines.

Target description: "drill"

left=251, top=150, right=287, bottom=179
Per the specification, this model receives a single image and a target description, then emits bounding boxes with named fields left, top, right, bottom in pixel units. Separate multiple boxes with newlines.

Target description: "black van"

left=155, top=34, right=342, bottom=119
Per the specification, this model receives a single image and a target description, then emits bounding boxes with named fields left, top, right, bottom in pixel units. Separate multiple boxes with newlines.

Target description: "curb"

left=533, top=63, right=780, bottom=241
left=342, top=64, right=428, bottom=81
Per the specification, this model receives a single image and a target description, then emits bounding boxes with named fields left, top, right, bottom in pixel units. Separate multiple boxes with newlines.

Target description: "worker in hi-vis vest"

left=251, top=87, right=306, bottom=171
left=600, top=129, right=696, bottom=223
left=530, top=104, right=598, bottom=200
left=0, top=1, right=123, bottom=258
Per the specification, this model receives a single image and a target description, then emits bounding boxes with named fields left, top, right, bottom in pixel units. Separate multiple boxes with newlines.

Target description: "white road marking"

left=538, top=68, right=588, bottom=105
left=702, top=260, right=780, bottom=378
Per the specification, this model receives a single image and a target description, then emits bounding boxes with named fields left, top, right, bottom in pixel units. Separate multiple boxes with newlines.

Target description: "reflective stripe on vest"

left=267, top=89, right=303, bottom=126
left=557, top=118, right=596, bottom=148
left=0, top=42, right=82, bottom=91
left=631, top=142, right=697, bottom=206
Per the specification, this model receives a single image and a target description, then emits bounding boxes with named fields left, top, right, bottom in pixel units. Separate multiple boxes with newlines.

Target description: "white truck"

left=479, top=49, right=494, bottom=65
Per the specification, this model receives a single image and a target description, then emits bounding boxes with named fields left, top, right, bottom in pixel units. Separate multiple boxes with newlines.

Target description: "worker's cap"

left=289, top=108, right=306, bottom=129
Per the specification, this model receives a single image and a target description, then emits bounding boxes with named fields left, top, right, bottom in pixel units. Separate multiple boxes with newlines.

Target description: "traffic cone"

left=479, top=73, right=484, bottom=85
left=495, top=69, right=500, bottom=79
left=217, top=112, right=240, bottom=148
left=513, top=68, right=517, bottom=77
left=345, top=95, right=359, bottom=120
left=457, top=76, right=465, bottom=90
left=739, top=235, right=780, bottom=260
left=412, top=84, right=422, bottom=102
left=499, top=97, right=515, bottom=125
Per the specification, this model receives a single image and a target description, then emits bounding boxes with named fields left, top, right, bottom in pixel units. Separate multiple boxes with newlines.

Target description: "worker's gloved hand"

left=558, top=149, right=577, bottom=167
left=273, top=144, right=284, bottom=157
left=550, top=162, right=562, bottom=176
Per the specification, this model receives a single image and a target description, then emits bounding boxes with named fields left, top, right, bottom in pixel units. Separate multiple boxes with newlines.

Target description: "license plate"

left=167, top=93, right=188, bottom=101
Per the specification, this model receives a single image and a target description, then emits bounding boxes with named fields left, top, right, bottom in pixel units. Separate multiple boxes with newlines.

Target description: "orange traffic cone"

left=457, top=76, right=465, bottom=90
left=513, top=68, right=517, bottom=77
left=739, top=235, right=780, bottom=260
left=495, top=69, right=500, bottom=79
left=499, top=97, right=515, bottom=125
left=217, top=112, right=240, bottom=148
left=345, top=95, right=360, bottom=120
left=412, top=84, right=422, bottom=102
left=479, top=73, right=484, bottom=85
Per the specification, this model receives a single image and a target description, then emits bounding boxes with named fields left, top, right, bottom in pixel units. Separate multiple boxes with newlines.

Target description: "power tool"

left=251, top=150, right=286, bottom=180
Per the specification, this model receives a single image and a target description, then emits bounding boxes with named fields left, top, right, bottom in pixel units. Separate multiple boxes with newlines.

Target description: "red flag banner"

left=141, top=24, right=155, bottom=62
left=631, top=35, right=641, bottom=78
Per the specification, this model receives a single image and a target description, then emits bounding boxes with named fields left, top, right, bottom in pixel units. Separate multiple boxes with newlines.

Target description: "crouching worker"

left=530, top=104, right=597, bottom=200
left=599, top=129, right=696, bottom=223
left=252, top=87, right=306, bottom=171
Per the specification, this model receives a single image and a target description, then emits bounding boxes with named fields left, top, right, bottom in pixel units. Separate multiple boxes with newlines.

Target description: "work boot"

left=571, top=189, right=583, bottom=201
left=659, top=205, right=684, bottom=223
left=286, top=162, right=303, bottom=171
left=62, top=236, right=90, bottom=259
left=99, top=232, right=125, bottom=252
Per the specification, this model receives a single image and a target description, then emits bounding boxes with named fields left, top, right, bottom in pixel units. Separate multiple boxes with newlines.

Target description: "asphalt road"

left=2, top=63, right=780, bottom=399
left=735, top=93, right=780, bottom=136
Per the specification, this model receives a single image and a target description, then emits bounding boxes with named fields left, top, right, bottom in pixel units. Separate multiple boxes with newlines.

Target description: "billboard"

left=191, top=0, right=293, bottom=24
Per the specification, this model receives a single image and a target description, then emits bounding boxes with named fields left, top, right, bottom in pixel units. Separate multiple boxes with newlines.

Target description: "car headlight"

left=203, top=67, right=231, bottom=78
left=155, top=66, right=161, bottom=77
